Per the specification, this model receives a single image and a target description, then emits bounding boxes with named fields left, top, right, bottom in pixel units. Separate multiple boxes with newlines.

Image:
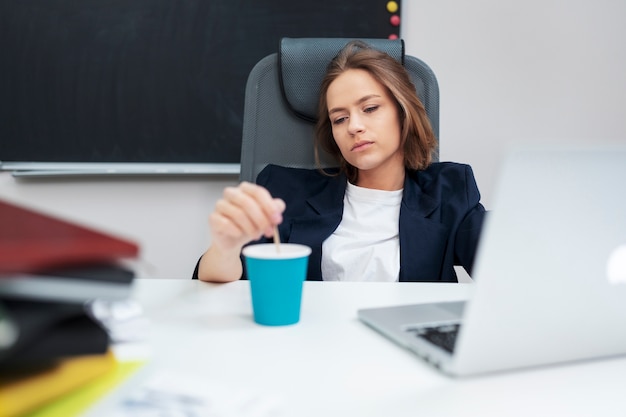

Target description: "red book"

left=0, top=199, right=139, bottom=302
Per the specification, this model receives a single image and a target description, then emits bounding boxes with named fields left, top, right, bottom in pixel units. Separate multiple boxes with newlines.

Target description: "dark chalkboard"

left=0, top=0, right=402, bottom=174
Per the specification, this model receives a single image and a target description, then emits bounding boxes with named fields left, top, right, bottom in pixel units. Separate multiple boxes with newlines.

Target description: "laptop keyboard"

left=407, top=324, right=460, bottom=354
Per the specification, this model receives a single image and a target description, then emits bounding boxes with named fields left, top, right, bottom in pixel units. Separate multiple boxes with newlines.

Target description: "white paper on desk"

left=108, top=370, right=284, bottom=417
left=87, top=299, right=150, bottom=343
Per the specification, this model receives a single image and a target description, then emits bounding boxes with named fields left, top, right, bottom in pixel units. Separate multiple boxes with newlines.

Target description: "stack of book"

left=0, top=199, right=142, bottom=417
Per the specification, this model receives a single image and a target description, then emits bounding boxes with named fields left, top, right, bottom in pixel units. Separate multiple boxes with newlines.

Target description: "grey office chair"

left=239, top=38, right=440, bottom=183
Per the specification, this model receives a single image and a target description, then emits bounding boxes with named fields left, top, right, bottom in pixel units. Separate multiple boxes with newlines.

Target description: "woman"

left=194, top=41, right=486, bottom=282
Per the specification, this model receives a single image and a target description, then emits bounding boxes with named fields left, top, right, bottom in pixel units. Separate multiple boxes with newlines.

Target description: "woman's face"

left=326, top=69, right=404, bottom=181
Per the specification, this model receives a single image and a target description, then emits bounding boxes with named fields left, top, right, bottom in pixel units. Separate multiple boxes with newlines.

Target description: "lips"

left=351, top=141, right=374, bottom=151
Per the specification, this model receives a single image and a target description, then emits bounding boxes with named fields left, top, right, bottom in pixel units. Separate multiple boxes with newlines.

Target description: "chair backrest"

left=239, top=38, right=440, bottom=183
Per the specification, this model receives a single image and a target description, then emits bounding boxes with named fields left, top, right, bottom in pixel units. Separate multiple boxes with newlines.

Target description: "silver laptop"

left=358, top=143, right=626, bottom=377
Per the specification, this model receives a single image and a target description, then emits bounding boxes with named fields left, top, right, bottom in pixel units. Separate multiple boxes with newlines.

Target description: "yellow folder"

left=0, top=350, right=143, bottom=417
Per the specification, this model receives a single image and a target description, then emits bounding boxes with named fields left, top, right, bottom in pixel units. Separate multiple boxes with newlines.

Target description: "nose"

left=347, top=113, right=365, bottom=135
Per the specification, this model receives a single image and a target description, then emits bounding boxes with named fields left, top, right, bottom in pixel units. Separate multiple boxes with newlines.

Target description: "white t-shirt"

left=321, top=182, right=402, bottom=282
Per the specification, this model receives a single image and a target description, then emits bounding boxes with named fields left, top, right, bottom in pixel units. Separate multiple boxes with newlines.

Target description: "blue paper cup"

left=242, top=243, right=311, bottom=326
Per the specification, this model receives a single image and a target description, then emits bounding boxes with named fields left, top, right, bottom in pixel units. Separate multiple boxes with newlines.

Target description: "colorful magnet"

left=386, top=1, right=399, bottom=14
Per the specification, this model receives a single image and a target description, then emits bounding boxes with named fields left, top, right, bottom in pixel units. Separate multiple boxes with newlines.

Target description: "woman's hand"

left=209, top=181, right=285, bottom=252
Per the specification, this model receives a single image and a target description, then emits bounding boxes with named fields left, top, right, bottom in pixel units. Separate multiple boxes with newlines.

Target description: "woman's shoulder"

left=409, top=162, right=480, bottom=198
left=257, top=164, right=337, bottom=181
left=256, top=164, right=340, bottom=195
left=402, top=162, right=483, bottom=211
left=415, top=161, right=477, bottom=183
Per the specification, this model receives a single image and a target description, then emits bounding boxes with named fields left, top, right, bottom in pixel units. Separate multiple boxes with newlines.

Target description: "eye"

left=332, top=116, right=347, bottom=125
left=364, top=105, right=379, bottom=114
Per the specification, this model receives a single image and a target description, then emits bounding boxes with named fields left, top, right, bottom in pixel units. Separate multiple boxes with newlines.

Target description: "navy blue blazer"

left=193, top=163, right=487, bottom=282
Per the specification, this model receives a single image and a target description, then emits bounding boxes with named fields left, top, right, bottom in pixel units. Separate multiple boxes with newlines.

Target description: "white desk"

left=89, top=279, right=626, bottom=416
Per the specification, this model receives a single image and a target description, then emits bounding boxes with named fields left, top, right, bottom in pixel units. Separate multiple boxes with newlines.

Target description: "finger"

left=217, top=183, right=285, bottom=244
left=271, top=198, right=286, bottom=223
left=213, top=198, right=262, bottom=240
left=239, top=182, right=285, bottom=223
left=223, top=188, right=275, bottom=236
left=209, top=217, right=253, bottom=253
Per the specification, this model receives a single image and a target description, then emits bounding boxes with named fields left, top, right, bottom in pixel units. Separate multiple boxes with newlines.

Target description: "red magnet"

left=390, top=14, right=400, bottom=26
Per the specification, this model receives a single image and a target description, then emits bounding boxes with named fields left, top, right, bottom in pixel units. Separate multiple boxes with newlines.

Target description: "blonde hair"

left=314, top=41, right=438, bottom=183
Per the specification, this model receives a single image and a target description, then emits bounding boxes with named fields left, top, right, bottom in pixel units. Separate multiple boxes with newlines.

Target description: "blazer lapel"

left=399, top=173, right=449, bottom=281
left=287, top=174, right=346, bottom=280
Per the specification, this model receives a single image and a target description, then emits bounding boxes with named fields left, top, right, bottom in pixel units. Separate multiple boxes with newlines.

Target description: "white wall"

left=2, top=0, right=625, bottom=278
left=404, top=0, right=626, bottom=207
